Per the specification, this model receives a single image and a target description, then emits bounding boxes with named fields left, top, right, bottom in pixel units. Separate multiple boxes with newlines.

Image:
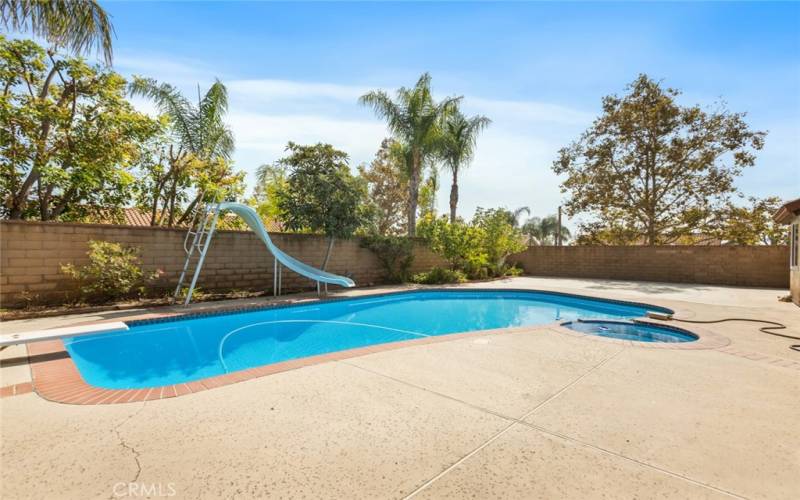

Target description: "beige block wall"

left=509, top=245, right=789, bottom=288
left=0, top=221, right=445, bottom=307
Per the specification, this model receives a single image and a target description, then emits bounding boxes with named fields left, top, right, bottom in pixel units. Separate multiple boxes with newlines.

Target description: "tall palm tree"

left=129, top=77, right=235, bottom=225
left=522, top=215, right=572, bottom=245
left=509, top=206, right=530, bottom=228
left=360, top=73, right=460, bottom=236
left=440, top=109, right=491, bottom=223
left=1, top=0, right=114, bottom=64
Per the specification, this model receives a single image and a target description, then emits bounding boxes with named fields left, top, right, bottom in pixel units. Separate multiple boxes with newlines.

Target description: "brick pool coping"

left=3, top=287, right=762, bottom=405
left=18, top=324, right=732, bottom=405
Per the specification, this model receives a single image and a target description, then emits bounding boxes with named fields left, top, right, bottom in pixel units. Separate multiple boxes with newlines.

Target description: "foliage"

left=503, top=265, right=524, bottom=277
left=357, top=138, right=408, bottom=235
left=712, top=196, right=788, bottom=245
left=417, top=213, right=488, bottom=278
left=275, top=142, right=369, bottom=239
left=251, top=162, right=289, bottom=224
left=472, top=208, right=527, bottom=275
left=360, top=73, right=460, bottom=236
left=440, top=109, right=491, bottom=222
left=128, top=76, right=242, bottom=226
left=418, top=208, right=527, bottom=278
left=0, top=37, right=159, bottom=221
left=1, top=0, right=114, bottom=64
left=417, top=167, right=439, bottom=218
left=61, top=240, right=159, bottom=302
left=411, top=267, right=466, bottom=285
left=553, top=74, right=766, bottom=245
left=360, top=234, right=415, bottom=283
left=522, top=215, right=572, bottom=245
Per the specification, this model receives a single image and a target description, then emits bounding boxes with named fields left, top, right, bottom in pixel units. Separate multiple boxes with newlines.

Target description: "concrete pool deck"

left=1, top=277, right=799, bottom=499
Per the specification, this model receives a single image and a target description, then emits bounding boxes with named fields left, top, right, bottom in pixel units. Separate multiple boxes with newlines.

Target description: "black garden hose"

left=670, top=317, right=800, bottom=353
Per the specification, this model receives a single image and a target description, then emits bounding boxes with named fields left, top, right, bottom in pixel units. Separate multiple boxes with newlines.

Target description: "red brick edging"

left=20, top=329, right=512, bottom=405
left=0, top=382, right=33, bottom=398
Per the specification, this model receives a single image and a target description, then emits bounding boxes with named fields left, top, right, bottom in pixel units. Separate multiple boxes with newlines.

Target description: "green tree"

left=472, top=208, right=526, bottom=274
left=250, top=162, right=289, bottom=225
left=357, top=138, right=408, bottom=235
left=713, top=196, right=788, bottom=245
left=276, top=142, right=369, bottom=269
left=417, top=166, right=439, bottom=219
left=522, top=215, right=572, bottom=245
left=1, top=0, right=114, bottom=64
left=440, top=109, right=491, bottom=222
left=417, top=213, right=487, bottom=276
left=553, top=74, right=766, bottom=245
left=128, top=76, right=238, bottom=226
left=359, top=73, right=460, bottom=236
left=0, top=37, right=158, bottom=220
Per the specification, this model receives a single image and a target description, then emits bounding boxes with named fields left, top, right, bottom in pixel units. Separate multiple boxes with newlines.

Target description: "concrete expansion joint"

left=383, top=344, right=748, bottom=500
left=397, top=346, right=628, bottom=499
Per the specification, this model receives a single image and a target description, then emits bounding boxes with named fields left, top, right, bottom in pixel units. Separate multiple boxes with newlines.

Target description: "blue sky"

left=103, top=1, right=800, bottom=225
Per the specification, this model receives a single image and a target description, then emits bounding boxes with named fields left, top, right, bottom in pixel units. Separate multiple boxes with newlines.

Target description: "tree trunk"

left=8, top=81, right=72, bottom=219
left=449, top=168, right=459, bottom=223
left=407, top=151, right=421, bottom=237
left=176, top=193, right=202, bottom=226
left=322, top=236, right=335, bottom=271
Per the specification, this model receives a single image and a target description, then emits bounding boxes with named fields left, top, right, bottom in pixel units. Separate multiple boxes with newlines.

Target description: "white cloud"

left=116, top=55, right=590, bottom=226
left=229, top=111, right=386, bottom=167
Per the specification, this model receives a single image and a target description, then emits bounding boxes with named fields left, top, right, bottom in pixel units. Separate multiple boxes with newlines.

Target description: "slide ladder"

left=173, top=201, right=221, bottom=305
left=173, top=202, right=355, bottom=306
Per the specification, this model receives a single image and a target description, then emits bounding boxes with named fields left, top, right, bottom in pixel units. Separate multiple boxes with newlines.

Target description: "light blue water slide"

left=174, top=202, right=355, bottom=305
left=219, top=202, right=355, bottom=288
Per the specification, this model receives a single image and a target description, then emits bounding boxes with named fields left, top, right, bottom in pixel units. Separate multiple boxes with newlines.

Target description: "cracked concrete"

left=109, top=402, right=147, bottom=497
left=1, top=278, right=798, bottom=499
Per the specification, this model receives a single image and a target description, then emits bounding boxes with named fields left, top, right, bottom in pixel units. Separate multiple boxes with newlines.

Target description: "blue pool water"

left=562, top=320, right=697, bottom=343
left=64, top=290, right=672, bottom=389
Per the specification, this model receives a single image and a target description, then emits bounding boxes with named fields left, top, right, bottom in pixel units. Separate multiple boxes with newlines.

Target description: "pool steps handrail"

left=174, top=201, right=355, bottom=306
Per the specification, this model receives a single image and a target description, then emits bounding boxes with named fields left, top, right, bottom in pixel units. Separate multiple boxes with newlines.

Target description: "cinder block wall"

left=0, top=221, right=445, bottom=307
left=509, top=245, right=789, bottom=288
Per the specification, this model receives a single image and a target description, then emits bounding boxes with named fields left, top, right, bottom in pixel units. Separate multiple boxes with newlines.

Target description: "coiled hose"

left=671, top=317, right=800, bottom=353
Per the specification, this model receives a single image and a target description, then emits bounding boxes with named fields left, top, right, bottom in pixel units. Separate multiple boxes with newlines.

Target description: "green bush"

left=411, top=267, right=467, bottom=285
left=503, top=265, right=524, bottom=277
left=360, top=234, right=415, bottom=283
left=472, top=208, right=527, bottom=276
left=417, top=214, right=488, bottom=277
left=61, top=240, right=156, bottom=303
left=417, top=209, right=526, bottom=279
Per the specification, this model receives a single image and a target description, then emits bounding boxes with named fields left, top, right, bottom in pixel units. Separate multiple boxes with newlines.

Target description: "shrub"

left=472, top=208, right=527, bottom=276
left=417, top=209, right=526, bottom=279
left=503, top=265, right=524, bottom=277
left=411, top=267, right=467, bottom=285
left=360, top=234, right=415, bottom=283
left=61, top=240, right=155, bottom=303
left=417, top=214, right=488, bottom=277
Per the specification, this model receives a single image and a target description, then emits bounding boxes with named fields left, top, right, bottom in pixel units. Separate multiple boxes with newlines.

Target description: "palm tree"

left=509, top=206, right=530, bottom=228
left=522, top=215, right=572, bottom=245
left=1, top=0, right=114, bottom=64
left=440, top=109, right=491, bottom=222
left=360, top=73, right=460, bottom=236
left=129, top=77, right=235, bottom=225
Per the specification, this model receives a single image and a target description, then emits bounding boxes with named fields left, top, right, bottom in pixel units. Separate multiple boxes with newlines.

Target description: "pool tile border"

left=23, top=326, right=540, bottom=405
left=21, top=287, right=794, bottom=404
left=18, top=319, right=741, bottom=405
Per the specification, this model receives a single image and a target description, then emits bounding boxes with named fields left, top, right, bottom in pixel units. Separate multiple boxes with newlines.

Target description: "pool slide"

left=217, top=202, right=356, bottom=288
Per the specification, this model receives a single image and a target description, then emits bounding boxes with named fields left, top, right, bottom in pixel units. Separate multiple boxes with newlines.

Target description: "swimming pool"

left=64, top=290, right=672, bottom=389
